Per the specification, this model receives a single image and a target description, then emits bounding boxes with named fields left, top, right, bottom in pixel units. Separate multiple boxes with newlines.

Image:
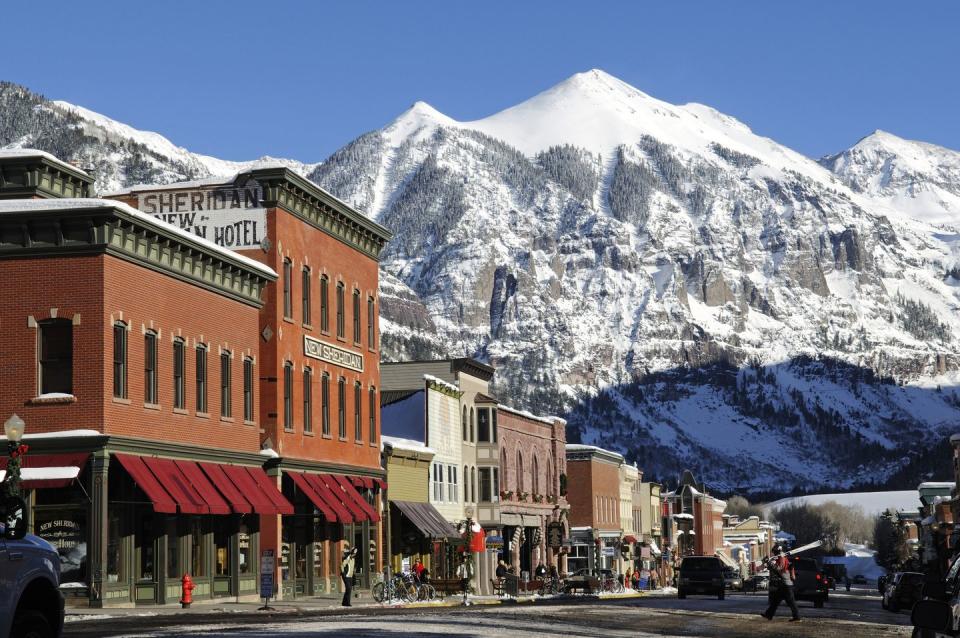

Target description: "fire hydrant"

left=180, top=573, right=194, bottom=608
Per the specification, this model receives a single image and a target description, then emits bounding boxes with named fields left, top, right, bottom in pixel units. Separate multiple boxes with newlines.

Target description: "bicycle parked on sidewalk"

left=600, top=573, right=625, bottom=594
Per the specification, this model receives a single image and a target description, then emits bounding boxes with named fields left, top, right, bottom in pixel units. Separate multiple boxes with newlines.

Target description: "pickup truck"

left=0, top=495, right=65, bottom=638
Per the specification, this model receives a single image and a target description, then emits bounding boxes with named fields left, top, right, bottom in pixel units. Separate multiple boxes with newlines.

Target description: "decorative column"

left=88, top=450, right=109, bottom=608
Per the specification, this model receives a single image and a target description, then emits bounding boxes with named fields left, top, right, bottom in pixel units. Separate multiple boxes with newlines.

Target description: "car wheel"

left=11, top=610, right=54, bottom=638
left=881, top=596, right=888, bottom=610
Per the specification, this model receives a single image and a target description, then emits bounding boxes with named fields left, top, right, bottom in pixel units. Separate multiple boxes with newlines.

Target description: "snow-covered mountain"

left=820, top=129, right=960, bottom=226
left=5, top=72, right=960, bottom=495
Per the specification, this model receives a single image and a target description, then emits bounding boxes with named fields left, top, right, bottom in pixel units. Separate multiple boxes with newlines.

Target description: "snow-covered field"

left=762, top=491, right=921, bottom=518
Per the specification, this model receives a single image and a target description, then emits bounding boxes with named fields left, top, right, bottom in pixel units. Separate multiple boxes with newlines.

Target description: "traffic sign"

left=260, top=550, right=275, bottom=600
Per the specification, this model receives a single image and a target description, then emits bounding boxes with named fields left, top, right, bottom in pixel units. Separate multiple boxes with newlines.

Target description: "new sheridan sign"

left=303, top=335, right=364, bottom=372
left=138, top=181, right=266, bottom=249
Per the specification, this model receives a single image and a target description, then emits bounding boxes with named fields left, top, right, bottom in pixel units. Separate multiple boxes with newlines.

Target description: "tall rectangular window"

left=433, top=464, right=443, bottom=502
left=302, top=267, right=311, bottom=325
left=337, top=377, right=346, bottom=439
left=336, top=282, right=345, bottom=338
left=479, top=468, right=491, bottom=503
left=283, top=362, right=293, bottom=430
left=352, top=289, right=361, bottom=344
left=196, top=345, right=208, bottom=413
left=303, top=367, right=313, bottom=433
left=492, top=408, right=498, bottom=443
left=39, top=319, right=73, bottom=395
left=354, top=381, right=362, bottom=442
left=243, top=358, right=254, bottom=422
left=173, top=339, right=185, bottom=409
left=493, top=468, right=499, bottom=502
left=144, top=332, right=158, bottom=404
left=477, top=408, right=490, bottom=442
left=220, top=351, right=231, bottom=418
left=448, top=465, right=458, bottom=503
left=367, top=296, right=375, bottom=350
left=282, top=258, right=293, bottom=319
left=368, top=387, right=376, bottom=444
left=320, top=373, right=330, bottom=436
left=113, top=323, right=127, bottom=399
left=320, top=275, right=329, bottom=332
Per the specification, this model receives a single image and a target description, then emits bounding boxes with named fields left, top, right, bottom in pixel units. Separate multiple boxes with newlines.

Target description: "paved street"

left=63, top=587, right=914, bottom=637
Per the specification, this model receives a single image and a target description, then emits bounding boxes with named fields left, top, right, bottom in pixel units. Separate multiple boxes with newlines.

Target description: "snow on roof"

left=0, top=429, right=102, bottom=441
left=259, top=448, right=280, bottom=458
left=382, top=436, right=434, bottom=455
left=498, top=404, right=559, bottom=425
left=0, top=466, right=80, bottom=482
left=565, top=444, right=624, bottom=461
left=919, top=482, right=955, bottom=491
left=423, top=374, right=459, bottom=394
left=0, top=148, right=91, bottom=176
left=0, top=198, right=277, bottom=279
left=672, top=513, right=694, bottom=519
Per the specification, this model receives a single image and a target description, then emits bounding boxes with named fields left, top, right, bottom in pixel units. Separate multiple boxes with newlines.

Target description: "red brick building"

left=0, top=150, right=392, bottom=606
left=564, top=444, right=624, bottom=573
left=0, top=150, right=285, bottom=606
left=663, top=470, right=725, bottom=561
left=497, top=407, right=567, bottom=577
left=107, top=165, right=392, bottom=599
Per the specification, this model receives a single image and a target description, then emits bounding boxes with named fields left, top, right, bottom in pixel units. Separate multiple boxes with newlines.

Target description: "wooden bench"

left=431, top=578, right=465, bottom=598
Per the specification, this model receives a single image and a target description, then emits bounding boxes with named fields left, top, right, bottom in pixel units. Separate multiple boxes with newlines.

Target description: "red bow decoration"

left=10, top=444, right=29, bottom=459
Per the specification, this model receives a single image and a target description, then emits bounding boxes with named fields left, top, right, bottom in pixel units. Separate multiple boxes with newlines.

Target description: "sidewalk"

left=65, top=589, right=648, bottom=623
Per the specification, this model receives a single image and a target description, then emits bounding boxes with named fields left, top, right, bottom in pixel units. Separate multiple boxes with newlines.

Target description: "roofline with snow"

left=107, top=167, right=393, bottom=260
left=0, top=201, right=276, bottom=307
left=0, top=151, right=95, bottom=200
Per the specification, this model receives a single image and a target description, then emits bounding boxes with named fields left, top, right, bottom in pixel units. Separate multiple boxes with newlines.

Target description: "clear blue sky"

left=3, top=1, right=957, bottom=162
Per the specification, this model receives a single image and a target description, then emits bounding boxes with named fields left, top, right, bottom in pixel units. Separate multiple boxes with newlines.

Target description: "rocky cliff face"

left=5, top=73, right=960, bottom=494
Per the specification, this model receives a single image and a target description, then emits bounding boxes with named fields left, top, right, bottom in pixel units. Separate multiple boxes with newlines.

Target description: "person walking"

left=761, top=545, right=800, bottom=622
left=341, top=543, right=358, bottom=607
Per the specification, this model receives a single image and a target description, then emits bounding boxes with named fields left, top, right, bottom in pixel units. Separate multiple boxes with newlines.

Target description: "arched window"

left=532, top=455, right=539, bottom=495
left=471, top=466, right=477, bottom=503
left=546, top=458, right=553, bottom=496
left=516, top=450, right=524, bottom=493
left=464, top=465, right=469, bottom=502
left=469, top=407, right=475, bottom=442
left=500, top=448, right=508, bottom=495
left=462, top=405, right=468, bottom=441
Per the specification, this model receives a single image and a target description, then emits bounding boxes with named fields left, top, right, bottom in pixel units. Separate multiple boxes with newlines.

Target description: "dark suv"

left=882, top=571, right=924, bottom=612
left=678, top=556, right=725, bottom=600
left=792, top=557, right=828, bottom=608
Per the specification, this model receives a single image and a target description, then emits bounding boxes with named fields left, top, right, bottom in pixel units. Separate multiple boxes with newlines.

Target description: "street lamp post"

left=462, top=506, right=474, bottom=606
left=2, top=414, right=26, bottom=499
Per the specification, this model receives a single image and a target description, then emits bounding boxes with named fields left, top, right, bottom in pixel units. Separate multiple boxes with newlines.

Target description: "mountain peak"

left=383, top=100, right=455, bottom=145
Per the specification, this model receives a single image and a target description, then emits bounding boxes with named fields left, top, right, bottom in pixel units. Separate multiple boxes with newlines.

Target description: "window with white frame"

left=448, top=465, right=458, bottom=503
left=432, top=464, right=444, bottom=502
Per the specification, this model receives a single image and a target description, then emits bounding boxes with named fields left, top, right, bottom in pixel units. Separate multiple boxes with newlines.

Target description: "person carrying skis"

left=761, top=545, right=800, bottom=622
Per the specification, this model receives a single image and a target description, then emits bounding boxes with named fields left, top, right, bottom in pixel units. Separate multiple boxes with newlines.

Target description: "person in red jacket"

left=761, top=545, right=800, bottom=621
left=413, top=558, right=427, bottom=583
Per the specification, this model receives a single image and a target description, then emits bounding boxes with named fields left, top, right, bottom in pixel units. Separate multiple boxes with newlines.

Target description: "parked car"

left=883, top=572, right=924, bottom=612
left=853, top=574, right=868, bottom=584
left=792, top=557, right=829, bottom=608
left=1, top=495, right=65, bottom=638
left=823, top=563, right=850, bottom=591
left=722, top=566, right=743, bottom=591
left=678, top=556, right=725, bottom=600
left=743, top=572, right=769, bottom=593
left=908, top=558, right=960, bottom=637
left=562, top=568, right=600, bottom=594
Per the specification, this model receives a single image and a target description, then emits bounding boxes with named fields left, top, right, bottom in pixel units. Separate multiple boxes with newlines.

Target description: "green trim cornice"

left=0, top=207, right=275, bottom=307
left=0, top=155, right=95, bottom=199
left=425, top=377, right=463, bottom=399
left=266, top=455, right=386, bottom=479
left=248, top=167, right=392, bottom=261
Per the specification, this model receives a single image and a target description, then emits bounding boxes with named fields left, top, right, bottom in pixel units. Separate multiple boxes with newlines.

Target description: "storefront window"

left=137, top=513, right=155, bottom=581
left=34, top=508, right=87, bottom=586
left=239, top=523, right=251, bottom=575
left=191, top=518, right=208, bottom=577
left=313, top=539, right=325, bottom=579
left=214, top=518, right=232, bottom=577
left=294, top=515, right=308, bottom=580
left=281, top=542, right=291, bottom=581
left=167, top=519, right=180, bottom=579
left=107, top=508, right=124, bottom=583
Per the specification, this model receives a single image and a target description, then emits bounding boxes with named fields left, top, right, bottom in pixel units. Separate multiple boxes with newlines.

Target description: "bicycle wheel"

left=614, top=580, right=624, bottom=594
left=372, top=582, right=386, bottom=603
left=424, top=584, right=436, bottom=601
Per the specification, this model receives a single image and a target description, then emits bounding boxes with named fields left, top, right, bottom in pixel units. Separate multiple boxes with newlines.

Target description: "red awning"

left=302, top=473, right=354, bottom=524
left=198, top=462, right=253, bottom=514
left=316, top=474, right=367, bottom=521
left=362, top=477, right=374, bottom=489
left=245, top=467, right=294, bottom=516
left=176, top=460, right=231, bottom=515
left=220, top=465, right=279, bottom=515
left=329, top=474, right=380, bottom=523
left=289, top=471, right=338, bottom=521
left=623, top=535, right=638, bottom=544
left=142, top=457, right=208, bottom=514
left=114, top=454, right=177, bottom=514
left=0, top=452, right=89, bottom=490
left=375, top=478, right=387, bottom=490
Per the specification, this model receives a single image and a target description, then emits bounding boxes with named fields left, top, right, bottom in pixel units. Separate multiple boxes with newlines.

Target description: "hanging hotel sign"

left=303, top=335, right=364, bottom=372
left=138, top=180, right=266, bottom=249
left=547, top=522, right=565, bottom=549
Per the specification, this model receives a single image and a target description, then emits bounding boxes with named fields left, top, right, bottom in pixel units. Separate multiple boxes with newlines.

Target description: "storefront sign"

left=547, top=522, right=564, bottom=548
left=260, top=549, right=275, bottom=599
left=304, top=335, right=364, bottom=372
left=485, top=535, right=504, bottom=551
left=139, top=182, right=267, bottom=249
left=602, top=547, right=616, bottom=557
left=37, top=515, right=86, bottom=584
